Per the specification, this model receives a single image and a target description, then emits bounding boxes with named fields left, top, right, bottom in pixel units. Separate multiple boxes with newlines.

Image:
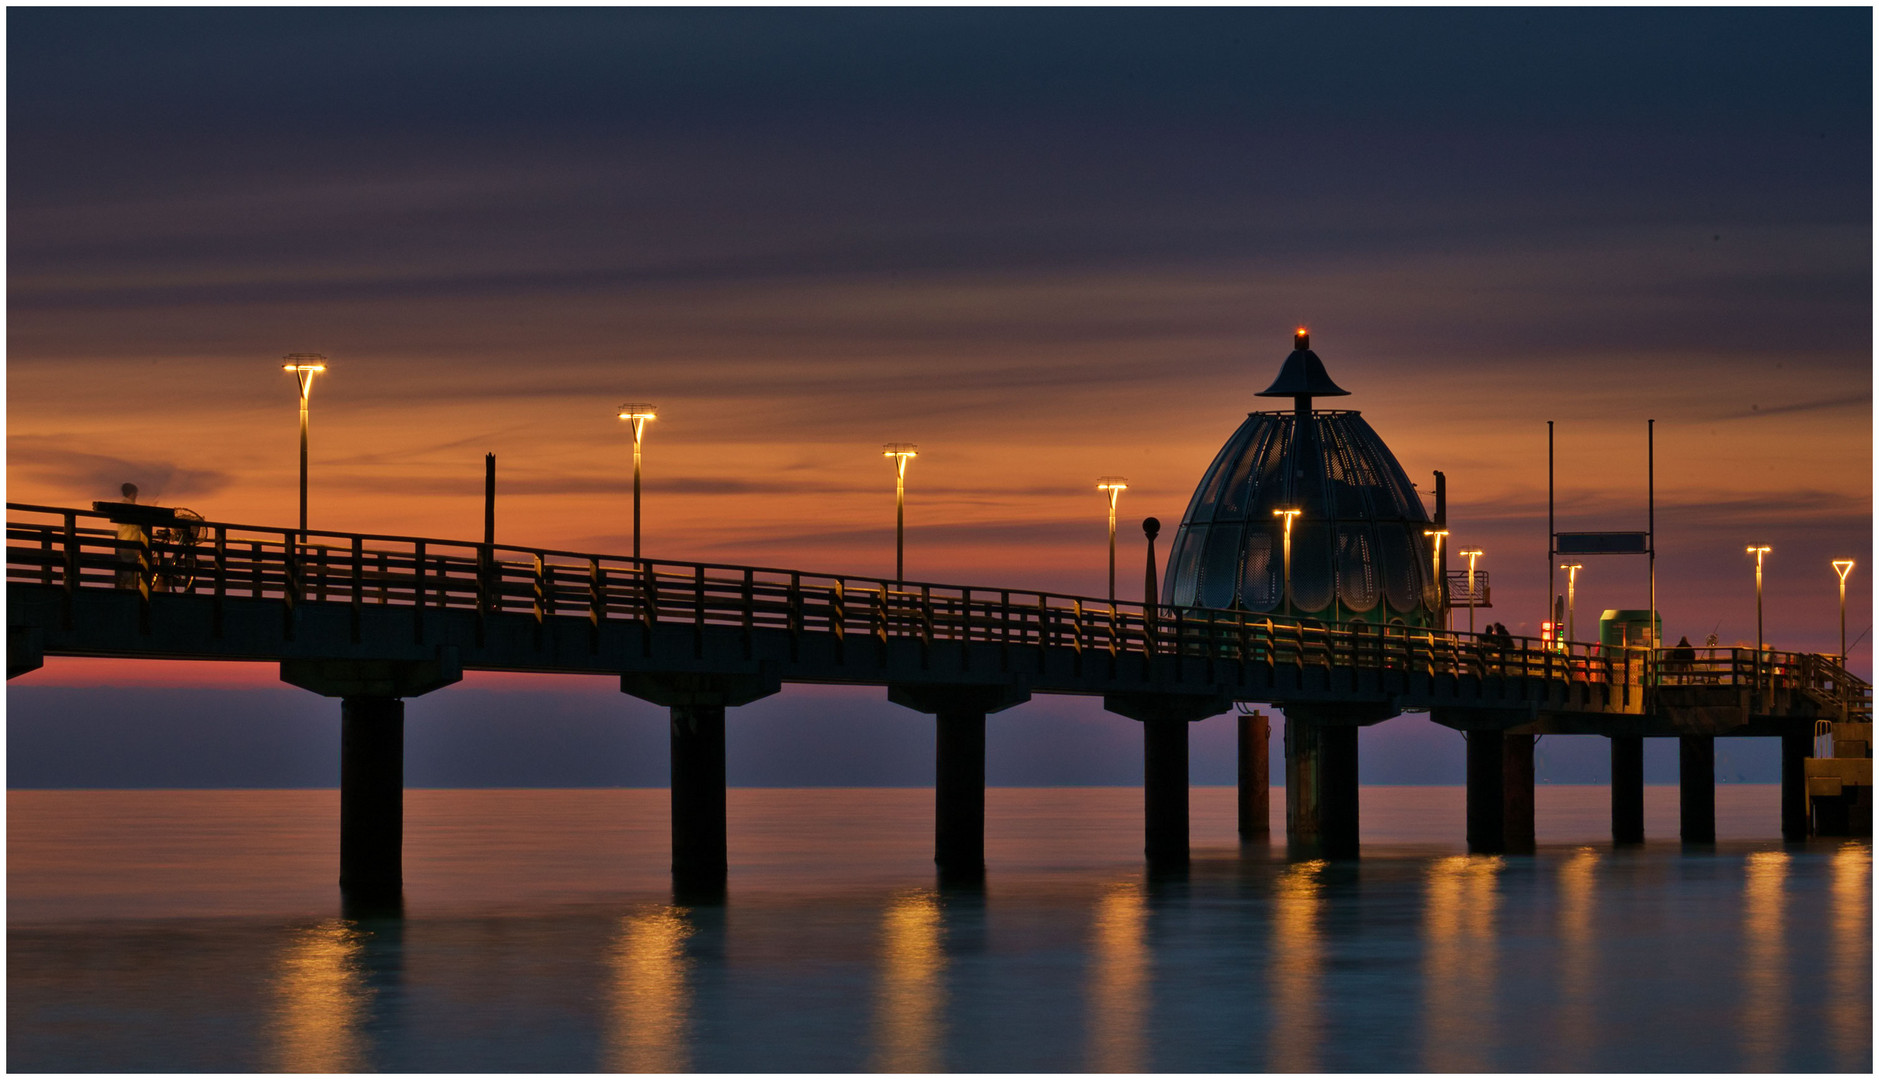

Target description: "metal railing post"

left=61, top=512, right=77, bottom=628
left=349, top=536, right=363, bottom=644
left=212, top=526, right=226, bottom=638
left=591, top=559, right=605, bottom=625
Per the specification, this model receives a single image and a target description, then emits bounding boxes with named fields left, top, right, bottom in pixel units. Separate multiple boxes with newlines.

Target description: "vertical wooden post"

left=1238, top=710, right=1270, bottom=838
left=1781, top=730, right=1810, bottom=841
left=1502, top=733, right=1536, bottom=854
left=1467, top=729, right=1507, bottom=854
left=935, top=707, right=987, bottom=879
left=1611, top=734, right=1645, bottom=844
left=341, top=695, right=404, bottom=898
left=1143, top=714, right=1189, bottom=869
left=670, top=702, right=728, bottom=887
left=1679, top=735, right=1716, bottom=843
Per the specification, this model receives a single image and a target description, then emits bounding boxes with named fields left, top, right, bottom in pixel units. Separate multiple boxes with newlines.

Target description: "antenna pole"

left=1648, top=419, right=1656, bottom=682
left=484, top=452, right=496, bottom=546
left=1548, top=420, right=1554, bottom=645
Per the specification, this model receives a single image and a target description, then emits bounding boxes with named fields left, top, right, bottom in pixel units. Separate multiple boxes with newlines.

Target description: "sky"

left=7, top=8, right=1872, bottom=787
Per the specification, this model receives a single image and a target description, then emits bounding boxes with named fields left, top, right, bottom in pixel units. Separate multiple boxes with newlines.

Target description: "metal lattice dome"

left=1163, top=330, right=1439, bottom=625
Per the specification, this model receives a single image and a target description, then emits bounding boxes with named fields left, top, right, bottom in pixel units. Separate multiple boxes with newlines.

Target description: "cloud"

left=1721, top=392, right=1873, bottom=420
left=7, top=436, right=234, bottom=504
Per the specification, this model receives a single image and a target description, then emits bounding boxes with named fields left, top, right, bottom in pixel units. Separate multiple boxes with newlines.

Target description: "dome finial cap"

left=1256, top=327, right=1350, bottom=399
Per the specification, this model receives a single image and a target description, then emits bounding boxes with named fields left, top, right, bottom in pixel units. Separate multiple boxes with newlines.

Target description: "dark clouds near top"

left=10, top=8, right=1869, bottom=348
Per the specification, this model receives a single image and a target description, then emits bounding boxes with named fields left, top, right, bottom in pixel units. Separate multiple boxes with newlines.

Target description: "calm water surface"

left=8, top=786, right=1871, bottom=1072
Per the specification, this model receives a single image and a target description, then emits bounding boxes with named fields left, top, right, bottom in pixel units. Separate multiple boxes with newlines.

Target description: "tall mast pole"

left=1648, top=419, right=1656, bottom=677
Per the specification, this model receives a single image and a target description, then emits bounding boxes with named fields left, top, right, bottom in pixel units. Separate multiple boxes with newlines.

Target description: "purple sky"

left=8, top=8, right=1870, bottom=786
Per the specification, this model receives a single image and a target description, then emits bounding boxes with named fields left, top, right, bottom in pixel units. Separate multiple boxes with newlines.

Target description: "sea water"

left=7, top=786, right=1871, bottom=1072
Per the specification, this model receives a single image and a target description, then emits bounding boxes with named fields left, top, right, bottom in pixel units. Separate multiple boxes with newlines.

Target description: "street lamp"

left=618, top=404, right=657, bottom=559
left=1746, top=545, right=1771, bottom=656
left=1425, top=528, right=1450, bottom=630
left=1273, top=508, right=1301, bottom=617
left=884, top=444, right=917, bottom=582
left=1558, top=562, right=1583, bottom=644
left=1459, top=549, right=1484, bottom=635
left=1097, top=477, right=1128, bottom=602
left=1833, top=559, right=1856, bottom=663
left=281, top=354, right=327, bottom=541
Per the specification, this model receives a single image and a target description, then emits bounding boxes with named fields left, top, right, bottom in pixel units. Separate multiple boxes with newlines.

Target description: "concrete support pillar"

left=1780, top=730, right=1811, bottom=841
left=1143, top=715, right=1190, bottom=869
left=1103, top=693, right=1233, bottom=872
left=340, top=696, right=404, bottom=896
left=934, top=709, right=987, bottom=877
left=890, top=684, right=1029, bottom=882
left=1502, top=733, right=1536, bottom=855
left=281, top=654, right=461, bottom=903
left=669, top=703, right=728, bottom=884
left=1466, top=729, right=1506, bottom=854
left=1286, top=721, right=1360, bottom=860
left=623, top=670, right=781, bottom=895
left=1610, top=734, right=1645, bottom=845
left=1679, top=735, right=1716, bottom=843
left=1238, top=710, right=1270, bottom=838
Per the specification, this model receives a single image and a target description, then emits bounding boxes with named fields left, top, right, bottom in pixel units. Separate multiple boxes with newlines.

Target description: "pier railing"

left=4, top=502, right=1830, bottom=695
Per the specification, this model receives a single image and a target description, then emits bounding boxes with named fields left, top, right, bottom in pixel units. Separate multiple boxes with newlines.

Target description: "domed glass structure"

left=1163, top=330, right=1439, bottom=626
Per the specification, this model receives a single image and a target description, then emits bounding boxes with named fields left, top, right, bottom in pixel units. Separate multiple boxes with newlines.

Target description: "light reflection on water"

left=7, top=787, right=1871, bottom=1073
left=1740, top=850, right=1790, bottom=1072
left=1552, top=847, right=1599, bottom=1073
left=268, top=920, right=370, bottom=1073
left=1084, top=879, right=1146, bottom=1073
left=1421, top=854, right=1502, bottom=1073
left=603, top=906, right=694, bottom=1073
left=1266, top=859, right=1324, bottom=1073
left=869, top=890, right=944, bottom=1073
left=1831, top=842, right=1871, bottom=1066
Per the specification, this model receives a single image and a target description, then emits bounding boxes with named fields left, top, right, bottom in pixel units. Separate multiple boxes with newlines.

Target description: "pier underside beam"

left=622, top=671, right=781, bottom=894
left=1610, top=734, right=1645, bottom=844
left=280, top=655, right=463, bottom=903
left=1679, top=735, right=1716, bottom=843
left=889, top=684, right=1031, bottom=881
left=1104, top=693, right=1234, bottom=871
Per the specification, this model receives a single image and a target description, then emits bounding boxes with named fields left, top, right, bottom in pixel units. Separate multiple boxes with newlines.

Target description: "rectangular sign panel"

left=1554, top=531, right=1650, bottom=555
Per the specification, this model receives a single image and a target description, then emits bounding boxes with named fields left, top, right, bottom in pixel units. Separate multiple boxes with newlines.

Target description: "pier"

left=8, top=501, right=1868, bottom=900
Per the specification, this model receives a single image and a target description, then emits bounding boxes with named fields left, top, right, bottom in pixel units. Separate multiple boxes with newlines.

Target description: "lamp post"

left=1745, top=545, right=1771, bottom=657
left=1425, top=528, right=1450, bottom=630
left=1273, top=508, right=1301, bottom=617
left=1097, top=477, right=1128, bottom=602
left=1558, top=562, right=1582, bottom=644
left=884, top=444, right=917, bottom=582
left=281, top=355, right=327, bottom=541
left=1834, top=559, right=1855, bottom=663
left=1459, top=549, right=1484, bottom=635
left=618, top=404, right=657, bottom=559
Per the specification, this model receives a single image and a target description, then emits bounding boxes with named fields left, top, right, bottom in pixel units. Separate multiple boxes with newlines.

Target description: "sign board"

left=1554, top=531, right=1650, bottom=555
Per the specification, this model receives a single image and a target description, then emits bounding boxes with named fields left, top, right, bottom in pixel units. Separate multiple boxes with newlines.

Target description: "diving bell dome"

left=1162, top=330, right=1439, bottom=625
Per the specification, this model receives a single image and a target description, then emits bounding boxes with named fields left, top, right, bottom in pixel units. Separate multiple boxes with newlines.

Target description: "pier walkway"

left=7, top=502, right=1867, bottom=898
